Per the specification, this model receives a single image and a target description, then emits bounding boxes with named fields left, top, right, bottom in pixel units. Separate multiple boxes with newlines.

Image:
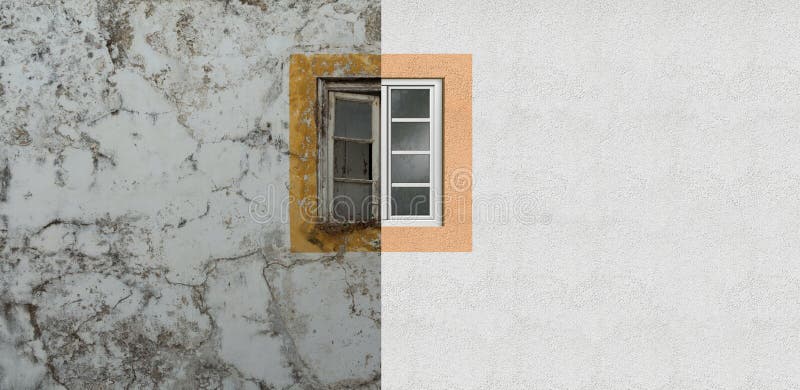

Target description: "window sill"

left=316, top=220, right=379, bottom=234
left=381, top=219, right=442, bottom=228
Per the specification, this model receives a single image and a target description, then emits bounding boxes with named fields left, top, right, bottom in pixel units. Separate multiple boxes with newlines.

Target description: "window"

left=294, top=54, right=469, bottom=252
left=317, top=78, right=442, bottom=227
left=317, top=79, right=380, bottom=223
left=381, top=79, right=442, bottom=227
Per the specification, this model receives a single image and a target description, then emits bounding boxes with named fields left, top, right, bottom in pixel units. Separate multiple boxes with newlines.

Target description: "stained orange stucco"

left=289, top=54, right=381, bottom=252
left=381, top=54, right=473, bottom=252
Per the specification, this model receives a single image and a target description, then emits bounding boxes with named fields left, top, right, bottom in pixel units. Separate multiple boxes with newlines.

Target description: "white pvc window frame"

left=380, top=79, right=443, bottom=227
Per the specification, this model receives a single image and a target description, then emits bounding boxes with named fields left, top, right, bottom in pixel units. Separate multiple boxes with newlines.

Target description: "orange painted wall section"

left=381, top=54, right=473, bottom=252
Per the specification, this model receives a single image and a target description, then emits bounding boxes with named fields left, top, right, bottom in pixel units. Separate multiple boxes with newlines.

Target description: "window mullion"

left=333, top=136, right=373, bottom=143
left=391, top=118, right=430, bottom=123
left=380, top=86, right=389, bottom=219
left=334, top=177, right=374, bottom=184
left=323, top=91, right=336, bottom=221
left=390, top=150, right=431, bottom=155
left=371, top=95, right=380, bottom=219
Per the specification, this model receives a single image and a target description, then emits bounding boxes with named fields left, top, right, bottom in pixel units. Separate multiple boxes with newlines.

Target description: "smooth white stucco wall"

left=382, top=1, right=800, bottom=388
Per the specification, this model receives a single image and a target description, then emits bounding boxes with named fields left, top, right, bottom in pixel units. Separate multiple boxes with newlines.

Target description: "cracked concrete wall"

left=0, top=1, right=380, bottom=389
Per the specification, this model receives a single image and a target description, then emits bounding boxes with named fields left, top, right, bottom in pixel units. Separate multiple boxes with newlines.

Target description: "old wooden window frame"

left=381, top=79, right=443, bottom=227
left=317, top=78, right=381, bottom=222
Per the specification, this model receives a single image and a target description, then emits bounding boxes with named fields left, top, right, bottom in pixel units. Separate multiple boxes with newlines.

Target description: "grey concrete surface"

left=0, top=1, right=380, bottom=388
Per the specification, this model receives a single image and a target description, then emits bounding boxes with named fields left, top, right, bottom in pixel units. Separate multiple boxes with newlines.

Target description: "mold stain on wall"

left=289, top=53, right=381, bottom=253
left=0, top=0, right=380, bottom=388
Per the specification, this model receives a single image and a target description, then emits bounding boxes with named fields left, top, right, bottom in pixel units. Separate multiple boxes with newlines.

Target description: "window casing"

left=381, top=79, right=443, bottom=227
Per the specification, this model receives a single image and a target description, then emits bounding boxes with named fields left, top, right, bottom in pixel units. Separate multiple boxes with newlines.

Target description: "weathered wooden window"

left=317, top=79, right=380, bottom=222
left=381, top=79, right=443, bottom=227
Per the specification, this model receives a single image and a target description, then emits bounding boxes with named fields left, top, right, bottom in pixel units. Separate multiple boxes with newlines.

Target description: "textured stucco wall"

left=382, top=0, right=800, bottom=388
left=0, top=1, right=380, bottom=389
left=380, top=54, right=472, bottom=252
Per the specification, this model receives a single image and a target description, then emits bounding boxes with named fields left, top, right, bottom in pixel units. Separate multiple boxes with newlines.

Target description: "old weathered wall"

left=0, top=0, right=380, bottom=388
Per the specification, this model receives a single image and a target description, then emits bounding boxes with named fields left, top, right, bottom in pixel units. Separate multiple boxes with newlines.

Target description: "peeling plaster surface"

left=288, top=54, right=380, bottom=253
left=0, top=0, right=380, bottom=388
left=383, top=0, right=800, bottom=388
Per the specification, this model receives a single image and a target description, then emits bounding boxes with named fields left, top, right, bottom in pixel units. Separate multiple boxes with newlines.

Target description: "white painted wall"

left=382, top=1, right=800, bottom=388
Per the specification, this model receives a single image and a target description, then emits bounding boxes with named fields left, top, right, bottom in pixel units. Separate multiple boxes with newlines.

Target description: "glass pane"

left=391, top=122, right=430, bottom=151
left=391, top=187, right=430, bottom=216
left=391, top=89, right=429, bottom=118
left=332, top=182, right=373, bottom=221
left=334, top=98, right=372, bottom=139
left=391, top=154, right=429, bottom=183
left=334, top=140, right=371, bottom=180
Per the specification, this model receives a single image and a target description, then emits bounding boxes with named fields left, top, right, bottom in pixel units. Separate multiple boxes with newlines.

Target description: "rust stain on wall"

left=289, top=54, right=381, bottom=253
